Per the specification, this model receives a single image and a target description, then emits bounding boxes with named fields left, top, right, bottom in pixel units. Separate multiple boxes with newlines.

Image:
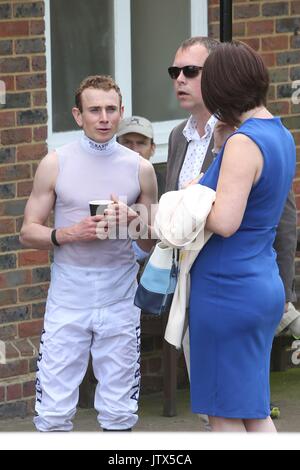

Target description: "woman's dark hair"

left=201, top=41, right=269, bottom=126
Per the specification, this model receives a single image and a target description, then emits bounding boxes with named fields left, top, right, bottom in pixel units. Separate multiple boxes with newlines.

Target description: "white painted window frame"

left=45, top=0, right=208, bottom=163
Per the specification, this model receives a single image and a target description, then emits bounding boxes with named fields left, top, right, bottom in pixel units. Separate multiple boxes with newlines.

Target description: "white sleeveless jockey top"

left=53, top=135, right=141, bottom=269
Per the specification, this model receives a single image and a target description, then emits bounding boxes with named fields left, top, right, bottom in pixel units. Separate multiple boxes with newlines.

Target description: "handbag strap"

left=160, top=248, right=179, bottom=313
left=171, top=248, right=179, bottom=279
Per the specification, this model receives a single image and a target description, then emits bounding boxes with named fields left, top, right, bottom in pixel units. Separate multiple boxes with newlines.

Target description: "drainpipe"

left=220, top=0, right=232, bottom=42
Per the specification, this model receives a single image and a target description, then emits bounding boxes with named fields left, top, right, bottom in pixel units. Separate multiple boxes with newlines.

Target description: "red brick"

left=242, top=37, right=260, bottom=51
left=0, top=111, right=15, bottom=128
left=0, top=57, right=29, bottom=73
left=16, top=73, right=46, bottom=90
left=17, top=180, right=32, bottom=197
left=17, top=143, right=47, bottom=162
left=0, top=164, right=31, bottom=183
left=0, top=386, right=5, bottom=403
left=0, top=269, right=31, bottom=289
left=26, top=397, right=35, bottom=414
left=18, top=250, right=49, bottom=267
left=33, top=125, right=47, bottom=142
left=31, top=55, right=46, bottom=72
left=13, top=2, right=44, bottom=19
left=1, top=128, right=32, bottom=145
left=292, top=131, right=300, bottom=146
left=0, top=324, right=17, bottom=340
left=0, top=288, right=17, bottom=306
left=0, top=359, right=28, bottom=379
left=0, top=75, right=15, bottom=91
left=268, top=85, right=276, bottom=101
left=0, top=21, right=29, bottom=38
left=18, top=319, right=43, bottom=338
left=23, top=380, right=35, bottom=398
left=295, top=195, right=300, bottom=210
left=32, top=162, right=38, bottom=176
left=208, top=6, right=219, bottom=23
left=6, top=343, right=20, bottom=360
left=32, top=90, right=46, bottom=106
left=18, top=283, right=49, bottom=302
left=16, top=216, right=24, bottom=234
left=7, top=383, right=22, bottom=401
left=262, top=36, right=289, bottom=51
left=208, top=23, right=219, bottom=38
left=268, top=100, right=290, bottom=115
left=291, top=1, right=300, bottom=14
left=234, top=3, right=260, bottom=19
left=13, top=338, right=36, bottom=357
left=233, top=22, right=246, bottom=37
left=29, top=336, right=40, bottom=349
left=293, top=180, right=300, bottom=194
left=0, top=218, right=15, bottom=234
left=30, top=19, right=45, bottom=35
left=247, top=20, right=274, bottom=36
left=261, top=53, right=276, bottom=67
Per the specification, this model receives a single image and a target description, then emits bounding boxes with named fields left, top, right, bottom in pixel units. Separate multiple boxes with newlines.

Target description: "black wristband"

left=51, top=229, right=60, bottom=247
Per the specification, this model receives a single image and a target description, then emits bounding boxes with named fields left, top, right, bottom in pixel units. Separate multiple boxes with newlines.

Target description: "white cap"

left=117, top=116, right=153, bottom=139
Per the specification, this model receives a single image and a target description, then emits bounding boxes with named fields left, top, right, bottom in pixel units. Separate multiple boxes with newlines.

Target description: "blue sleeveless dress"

left=189, top=118, right=296, bottom=419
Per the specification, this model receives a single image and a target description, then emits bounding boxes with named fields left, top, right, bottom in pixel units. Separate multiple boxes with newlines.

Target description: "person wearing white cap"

left=117, top=116, right=156, bottom=161
left=118, top=116, right=158, bottom=262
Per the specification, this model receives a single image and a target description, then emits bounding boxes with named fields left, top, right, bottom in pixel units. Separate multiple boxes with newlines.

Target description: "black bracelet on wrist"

left=51, top=229, right=60, bottom=247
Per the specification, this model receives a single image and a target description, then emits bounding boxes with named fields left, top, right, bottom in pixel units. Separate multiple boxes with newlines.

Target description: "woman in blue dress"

left=189, top=41, right=296, bottom=432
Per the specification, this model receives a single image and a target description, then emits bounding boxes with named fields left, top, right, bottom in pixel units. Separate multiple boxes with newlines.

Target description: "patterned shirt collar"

left=183, top=114, right=218, bottom=142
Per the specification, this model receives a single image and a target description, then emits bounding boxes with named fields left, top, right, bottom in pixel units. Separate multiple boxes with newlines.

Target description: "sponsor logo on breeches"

left=35, top=329, right=45, bottom=404
left=130, top=325, right=141, bottom=401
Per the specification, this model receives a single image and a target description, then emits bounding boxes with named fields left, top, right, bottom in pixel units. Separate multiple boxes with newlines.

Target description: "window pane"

left=50, top=0, right=114, bottom=132
left=131, top=0, right=191, bottom=122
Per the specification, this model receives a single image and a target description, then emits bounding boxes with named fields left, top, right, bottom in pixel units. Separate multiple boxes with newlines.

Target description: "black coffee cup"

left=89, top=199, right=113, bottom=216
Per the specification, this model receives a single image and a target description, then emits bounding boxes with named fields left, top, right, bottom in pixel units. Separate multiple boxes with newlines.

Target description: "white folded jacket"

left=154, top=184, right=216, bottom=349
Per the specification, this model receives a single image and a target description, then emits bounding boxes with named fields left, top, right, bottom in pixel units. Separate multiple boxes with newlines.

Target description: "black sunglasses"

left=168, top=65, right=203, bottom=79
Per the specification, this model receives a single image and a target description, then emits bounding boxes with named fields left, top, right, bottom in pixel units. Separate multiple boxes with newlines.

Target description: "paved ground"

left=0, top=389, right=203, bottom=433
left=0, top=368, right=299, bottom=433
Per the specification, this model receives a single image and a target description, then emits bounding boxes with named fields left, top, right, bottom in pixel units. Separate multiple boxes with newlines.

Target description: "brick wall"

left=0, top=0, right=300, bottom=419
left=0, top=0, right=47, bottom=418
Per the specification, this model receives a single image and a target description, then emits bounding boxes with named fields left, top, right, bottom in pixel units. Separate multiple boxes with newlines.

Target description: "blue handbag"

left=134, top=242, right=179, bottom=315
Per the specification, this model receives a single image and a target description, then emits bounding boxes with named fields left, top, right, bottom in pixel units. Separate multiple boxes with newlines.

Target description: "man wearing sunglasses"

left=165, top=36, right=299, bottom=421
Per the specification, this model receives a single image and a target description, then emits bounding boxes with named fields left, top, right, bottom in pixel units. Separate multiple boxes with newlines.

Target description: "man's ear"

left=120, top=105, right=124, bottom=119
left=72, top=107, right=83, bottom=127
left=150, top=142, right=156, bottom=157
